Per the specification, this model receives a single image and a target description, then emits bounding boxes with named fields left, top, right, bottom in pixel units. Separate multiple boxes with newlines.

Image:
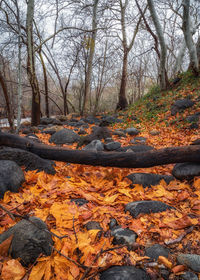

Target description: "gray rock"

left=0, top=217, right=53, bottom=266
left=130, top=137, right=147, bottom=144
left=71, top=198, right=88, bottom=206
left=171, top=99, right=195, bottom=116
left=82, top=140, right=104, bottom=151
left=172, top=162, right=200, bottom=180
left=180, top=271, right=198, bottom=280
left=101, top=116, right=123, bottom=124
left=145, top=244, right=170, bottom=261
left=104, top=137, right=113, bottom=143
left=127, top=173, right=174, bottom=188
left=177, top=254, right=200, bottom=272
left=49, top=128, right=80, bottom=144
left=100, top=266, right=150, bottom=280
left=149, top=130, right=160, bottom=136
left=78, top=128, right=87, bottom=135
left=111, top=226, right=137, bottom=247
left=113, top=129, right=126, bottom=137
left=0, top=160, right=25, bottom=198
left=81, top=116, right=100, bottom=124
left=104, top=141, right=121, bottom=151
left=121, top=145, right=154, bottom=153
left=40, top=117, right=62, bottom=125
left=0, top=147, right=56, bottom=175
left=85, top=221, right=102, bottom=231
left=125, top=201, right=175, bottom=218
left=186, top=113, right=200, bottom=123
left=126, top=127, right=140, bottom=136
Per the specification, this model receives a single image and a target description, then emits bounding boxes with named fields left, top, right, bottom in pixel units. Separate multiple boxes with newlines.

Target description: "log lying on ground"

left=0, top=131, right=200, bottom=168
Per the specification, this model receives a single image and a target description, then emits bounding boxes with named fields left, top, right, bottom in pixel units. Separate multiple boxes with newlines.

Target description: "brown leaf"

left=0, top=235, right=13, bottom=257
left=1, top=259, right=26, bottom=280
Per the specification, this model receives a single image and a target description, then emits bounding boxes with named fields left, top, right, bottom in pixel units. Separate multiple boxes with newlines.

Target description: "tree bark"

left=147, top=0, right=168, bottom=89
left=26, top=0, right=41, bottom=126
left=1, top=132, right=200, bottom=168
left=182, top=0, right=199, bottom=74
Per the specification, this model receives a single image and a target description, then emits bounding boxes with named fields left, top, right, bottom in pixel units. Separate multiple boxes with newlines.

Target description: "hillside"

left=0, top=71, right=200, bottom=280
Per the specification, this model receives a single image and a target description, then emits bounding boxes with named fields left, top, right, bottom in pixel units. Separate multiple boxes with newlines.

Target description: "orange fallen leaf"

left=1, top=259, right=26, bottom=280
left=0, top=235, right=13, bottom=257
left=158, top=256, right=173, bottom=269
left=172, top=265, right=186, bottom=274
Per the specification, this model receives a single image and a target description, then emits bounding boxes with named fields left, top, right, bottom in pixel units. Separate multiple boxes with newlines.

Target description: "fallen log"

left=0, top=131, right=200, bottom=168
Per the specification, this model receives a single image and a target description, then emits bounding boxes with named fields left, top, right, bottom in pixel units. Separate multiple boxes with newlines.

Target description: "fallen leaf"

left=1, top=259, right=26, bottom=280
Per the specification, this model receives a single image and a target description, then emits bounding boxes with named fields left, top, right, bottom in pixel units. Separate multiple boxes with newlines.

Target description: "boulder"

left=177, top=254, right=200, bottom=272
left=126, top=127, right=140, bottom=136
left=82, top=140, right=104, bottom=151
left=172, top=162, right=200, bottom=180
left=127, top=173, right=174, bottom=188
left=130, top=137, right=147, bottom=144
left=145, top=244, right=170, bottom=261
left=0, top=160, right=25, bottom=198
left=171, top=99, right=195, bottom=116
left=104, top=141, right=121, bottom=151
left=180, top=271, right=198, bottom=280
left=49, top=128, right=80, bottom=144
left=100, top=266, right=150, bottom=280
left=40, top=117, right=62, bottom=125
left=0, top=217, right=53, bottom=266
left=125, top=201, right=175, bottom=218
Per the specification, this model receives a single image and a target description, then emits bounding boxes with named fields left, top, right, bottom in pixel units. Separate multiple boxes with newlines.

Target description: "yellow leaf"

left=29, top=261, right=46, bottom=280
left=1, top=259, right=26, bottom=280
left=158, top=256, right=173, bottom=269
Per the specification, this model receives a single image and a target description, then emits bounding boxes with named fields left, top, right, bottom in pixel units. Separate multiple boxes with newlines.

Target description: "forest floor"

left=0, top=71, right=200, bottom=279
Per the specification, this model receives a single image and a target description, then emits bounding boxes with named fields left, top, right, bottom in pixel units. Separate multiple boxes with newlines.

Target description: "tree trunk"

left=26, top=0, right=41, bottom=126
left=147, top=0, right=168, bottom=89
left=182, top=0, right=199, bottom=74
left=0, top=72, right=14, bottom=129
left=81, top=0, right=99, bottom=116
left=38, top=50, right=49, bottom=117
left=116, top=50, right=128, bottom=110
left=1, top=132, right=200, bottom=169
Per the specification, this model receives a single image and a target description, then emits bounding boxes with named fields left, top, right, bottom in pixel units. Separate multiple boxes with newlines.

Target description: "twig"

left=0, top=204, right=15, bottom=220
left=73, top=216, right=78, bottom=244
left=164, top=226, right=194, bottom=245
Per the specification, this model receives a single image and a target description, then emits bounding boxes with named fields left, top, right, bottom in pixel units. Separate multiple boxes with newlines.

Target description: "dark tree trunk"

left=116, top=50, right=128, bottom=110
left=1, top=132, right=200, bottom=169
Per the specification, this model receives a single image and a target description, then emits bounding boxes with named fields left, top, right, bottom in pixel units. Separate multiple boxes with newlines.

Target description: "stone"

left=85, top=221, right=102, bottom=231
left=49, top=128, right=80, bottom=144
left=100, top=266, right=150, bottom=280
left=127, top=173, right=174, bottom=188
left=78, top=128, right=87, bottom=135
left=0, top=160, right=25, bottom=198
left=172, top=162, right=200, bottom=180
left=126, top=127, right=140, bottom=136
left=40, top=117, right=62, bottom=125
left=186, top=113, right=200, bottom=123
left=82, top=140, right=104, bottom=151
left=177, top=254, right=200, bottom=272
left=101, top=116, right=123, bottom=124
left=104, top=142, right=121, bottom=151
left=180, top=271, right=198, bottom=280
left=0, top=217, right=53, bottom=266
left=130, top=137, right=147, bottom=144
left=25, top=134, right=41, bottom=143
left=149, top=130, right=160, bottom=136
left=0, top=147, right=56, bottom=175
left=171, top=99, right=195, bottom=116
left=191, top=139, right=200, bottom=145
left=145, top=244, right=170, bottom=261
left=125, top=201, right=175, bottom=218
left=121, top=145, right=154, bottom=153
left=112, top=129, right=126, bottom=137
left=111, top=226, right=137, bottom=247
left=81, top=116, right=100, bottom=124
left=70, top=198, right=88, bottom=206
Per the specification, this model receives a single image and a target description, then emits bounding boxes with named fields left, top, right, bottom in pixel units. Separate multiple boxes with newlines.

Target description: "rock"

left=40, top=117, right=62, bottom=125
left=104, top=137, right=113, bottom=143
left=43, top=125, right=63, bottom=135
left=0, top=217, right=53, bottom=266
left=71, top=198, right=88, bottom=206
left=0, top=147, right=56, bottom=175
left=145, top=244, right=170, bottom=261
left=190, top=123, right=199, bottom=129
left=111, top=225, right=137, bottom=247
left=100, top=266, right=150, bottom=280
left=191, top=139, right=200, bottom=145
left=112, top=129, right=126, bottom=137
left=85, top=221, right=102, bottom=231
left=0, top=160, right=25, bottom=198
left=172, top=163, right=200, bottom=180
left=56, top=115, right=68, bottom=122
left=121, top=145, right=154, bottom=153
left=101, top=116, right=123, bottom=124
left=49, top=128, right=80, bottom=144
left=25, top=134, right=41, bottom=143
left=171, top=99, right=195, bottom=116
left=127, top=173, right=174, bottom=188
left=149, top=130, right=160, bottom=136
left=78, top=128, right=87, bottom=135
left=130, top=137, right=147, bottom=144
left=104, top=141, right=121, bottom=151
left=126, top=127, right=140, bottom=136
left=186, top=113, right=200, bottom=123
left=68, top=121, right=86, bottom=127
left=180, top=271, right=198, bottom=280
left=177, top=254, right=200, bottom=272
left=81, top=116, right=100, bottom=124
left=82, top=140, right=104, bottom=151
left=125, top=201, right=175, bottom=218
